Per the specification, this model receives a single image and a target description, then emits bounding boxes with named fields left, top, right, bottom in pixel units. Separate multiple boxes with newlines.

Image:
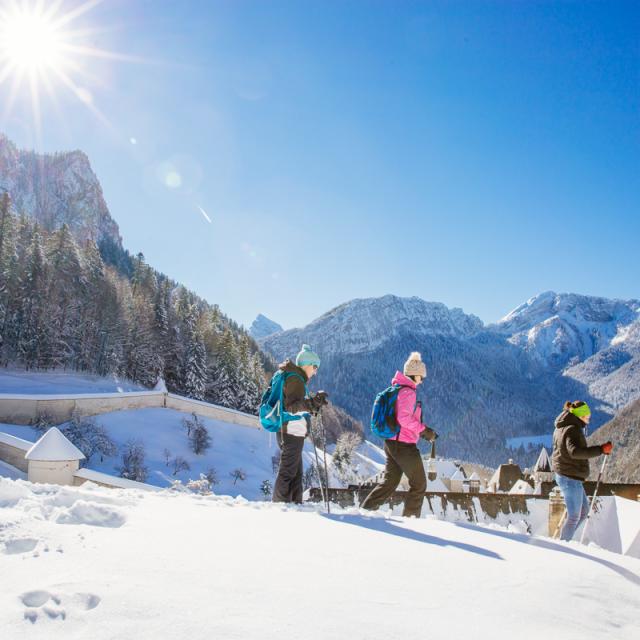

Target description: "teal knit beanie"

left=295, top=344, right=320, bottom=368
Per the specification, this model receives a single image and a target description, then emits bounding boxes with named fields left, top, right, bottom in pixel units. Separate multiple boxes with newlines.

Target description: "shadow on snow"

left=321, top=513, right=504, bottom=561
left=452, top=521, right=640, bottom=587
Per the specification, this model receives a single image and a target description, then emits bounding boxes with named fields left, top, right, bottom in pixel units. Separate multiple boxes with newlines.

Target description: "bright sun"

left=0, top=1, right=136, bottom=139
left=1, top=9, right=64, bottom=72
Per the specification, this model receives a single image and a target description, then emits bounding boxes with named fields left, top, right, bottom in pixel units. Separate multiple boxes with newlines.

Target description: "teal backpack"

left=259, top=370, right=308, bottom=432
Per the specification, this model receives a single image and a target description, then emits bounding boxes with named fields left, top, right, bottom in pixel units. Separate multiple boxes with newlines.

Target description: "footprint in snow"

left=2, top=538, right=39, bottom=555
left=20, top=590, right=101, bottom=624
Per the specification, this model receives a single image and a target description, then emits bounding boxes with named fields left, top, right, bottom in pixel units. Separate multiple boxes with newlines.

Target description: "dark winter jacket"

left=551, top=410, right=602, bottom=481
left=278, top=360, right=311, bottom=431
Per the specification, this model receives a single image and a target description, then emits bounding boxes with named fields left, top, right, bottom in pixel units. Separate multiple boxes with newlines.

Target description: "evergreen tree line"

left=0, top=193, right=273, bottom=413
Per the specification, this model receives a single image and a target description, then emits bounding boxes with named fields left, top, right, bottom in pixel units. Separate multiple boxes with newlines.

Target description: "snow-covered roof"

left=0, top=431, right=33, bottom=451
left=469, top=472, right=481, bottom=481
left=25, top=427, right=85, bottom=461
left=509, top=479, right=534, bottom=495
left=451, top=468, right=466, bottom=480
left=423, top=458, right=459, bottom=478
left=534, top=447, right=552, bottom=473
left=427, top=477, right=450, bottom=493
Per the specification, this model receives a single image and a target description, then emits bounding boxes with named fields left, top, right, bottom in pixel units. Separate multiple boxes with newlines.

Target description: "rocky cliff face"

left=0, top=133, right=121, bottom=246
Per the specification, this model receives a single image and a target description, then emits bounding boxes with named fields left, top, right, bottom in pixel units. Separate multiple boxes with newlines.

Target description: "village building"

left=487, top=459, right=524, bottom=493
left=25, top=427, right=86, bottom=485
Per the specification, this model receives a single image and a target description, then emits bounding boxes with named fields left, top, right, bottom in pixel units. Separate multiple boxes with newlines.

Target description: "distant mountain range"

left=259, top=292, right=640, bottom=467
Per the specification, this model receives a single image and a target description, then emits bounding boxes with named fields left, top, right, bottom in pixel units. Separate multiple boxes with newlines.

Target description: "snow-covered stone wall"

left=0, top=391, right=259, bottom=428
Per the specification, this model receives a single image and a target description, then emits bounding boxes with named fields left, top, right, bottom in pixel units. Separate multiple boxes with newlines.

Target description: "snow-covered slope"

left=249, top=314, right=283, bottom=340
left=1, top=478, right=639, bottom=639
left=564, top=319, right=640, bottom=411
left=495, top=291, right=640, bottom=369
left=0, top=133, right=122, bottom=245
left=0, top=407, right=382, bottom=500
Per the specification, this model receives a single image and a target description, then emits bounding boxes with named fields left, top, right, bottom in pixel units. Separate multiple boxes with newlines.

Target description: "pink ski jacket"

left=392, top=371, right=425, bottom=444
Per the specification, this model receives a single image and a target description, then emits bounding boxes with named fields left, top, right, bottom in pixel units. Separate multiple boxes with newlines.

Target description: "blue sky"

left=2, top=0, right=639, bottom=329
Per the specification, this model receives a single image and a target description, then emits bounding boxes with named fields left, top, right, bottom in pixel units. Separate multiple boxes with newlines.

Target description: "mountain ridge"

left=260, top=292, right=640, bottom=468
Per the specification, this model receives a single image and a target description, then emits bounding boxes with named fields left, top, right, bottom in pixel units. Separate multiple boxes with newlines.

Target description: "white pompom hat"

left=403, top=351, right=427, bottom=378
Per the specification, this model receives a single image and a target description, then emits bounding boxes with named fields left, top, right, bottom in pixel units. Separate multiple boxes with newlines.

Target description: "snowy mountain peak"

left=0, top=132, right=122, bottom=246
left=249, top=314, right=283, bottom=340
left=499, top=291, right=639, bottom=329
left=261, top=294, right=483, bottom=356
left=495, top=292, right=640, bottom=369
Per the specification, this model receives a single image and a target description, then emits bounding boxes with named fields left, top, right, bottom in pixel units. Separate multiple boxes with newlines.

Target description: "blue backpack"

left=259, top=370, right=308, bottom=432
left=370, top=384, right=409, bottom=439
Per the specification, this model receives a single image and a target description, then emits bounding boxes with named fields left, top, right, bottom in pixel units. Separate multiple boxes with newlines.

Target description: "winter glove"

left=420, top=426, right=438, bottom=442
left=307, top=391, right=329, bottom=415
left=601, top=441, right=613, bottom=455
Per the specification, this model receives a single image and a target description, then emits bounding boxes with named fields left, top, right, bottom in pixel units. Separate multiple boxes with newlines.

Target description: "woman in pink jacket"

left=361, top=352, right=435, bottom=517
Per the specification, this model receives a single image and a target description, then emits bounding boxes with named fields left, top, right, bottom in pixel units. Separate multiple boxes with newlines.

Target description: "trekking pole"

left=317, top=408, right=331, bottom=514
left=428, top=439, right=437, bottom=482
left=579, top=454, right=609, bottom=545
left=553, top=509, right=567, bottom=539
left=308, top=415, right=327, bottom=508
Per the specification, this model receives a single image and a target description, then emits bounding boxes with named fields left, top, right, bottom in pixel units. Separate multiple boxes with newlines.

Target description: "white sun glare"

left=1, top=8, right=64, bottom=72
left=0, top=0, right=142, bottom=142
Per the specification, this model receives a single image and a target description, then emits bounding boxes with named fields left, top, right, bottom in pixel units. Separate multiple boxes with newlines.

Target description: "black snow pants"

left=272, top=431, right=305, bottom=504
left=361, top=439, right=427, bottom=517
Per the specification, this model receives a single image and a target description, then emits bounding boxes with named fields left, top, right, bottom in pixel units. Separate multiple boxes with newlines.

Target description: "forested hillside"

left=0, top=192, right=271, bottom=413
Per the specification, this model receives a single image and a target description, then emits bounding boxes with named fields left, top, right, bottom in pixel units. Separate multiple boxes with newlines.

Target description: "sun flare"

left=0, top=0, right=139, bottom=141
left=0, top=8, right=64, bottom=72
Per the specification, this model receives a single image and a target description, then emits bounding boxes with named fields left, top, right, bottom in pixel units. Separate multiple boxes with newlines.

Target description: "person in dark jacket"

left=551, top=400, right=613, bottom=541
left=272, top=344, right=328, bottom=504
left=361, top=352, right=437, bottom=518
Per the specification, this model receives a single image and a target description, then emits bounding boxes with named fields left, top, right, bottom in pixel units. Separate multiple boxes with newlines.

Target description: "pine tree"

left=18, top=228, right=48, bottom=368
left=46, top=224, right=86, bottom=368
left=183, top=305, right=207, bottom=400
left=0, top=195, right=17, bottom=359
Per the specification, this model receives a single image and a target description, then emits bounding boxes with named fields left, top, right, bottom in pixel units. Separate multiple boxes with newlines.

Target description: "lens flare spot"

left=165, top=171, right=182, bottom=189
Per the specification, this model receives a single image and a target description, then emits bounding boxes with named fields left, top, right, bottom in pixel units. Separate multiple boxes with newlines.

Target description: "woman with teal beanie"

left=272, top=344, right=328, bottom=503
left=551, top=400, right=612, bottom=542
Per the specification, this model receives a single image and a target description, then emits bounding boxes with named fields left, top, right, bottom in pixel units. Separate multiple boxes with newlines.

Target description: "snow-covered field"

left=1, top=477, right=639, bottom=640
left=0, top=407, right=386, bottom=500
left=0, top=369, right=147, bottom=395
